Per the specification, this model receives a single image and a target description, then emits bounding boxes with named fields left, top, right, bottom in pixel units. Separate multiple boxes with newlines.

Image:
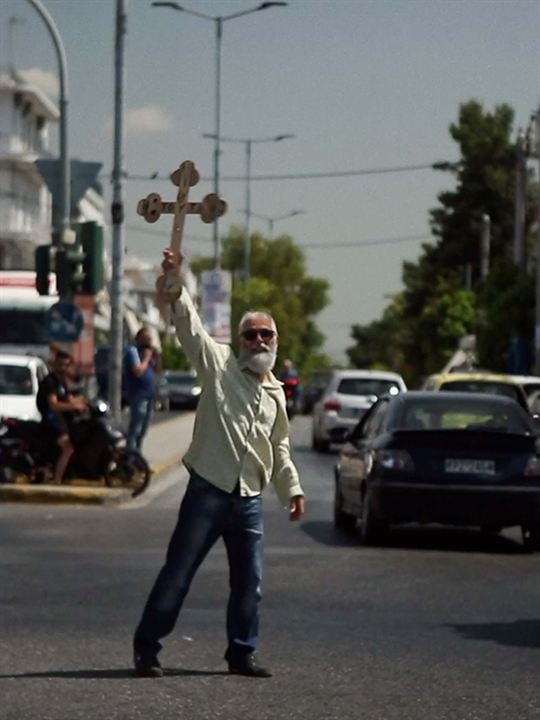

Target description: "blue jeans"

left=134, top=472, right=263, bottom=660
left=127, top=397, right=153, bottom=451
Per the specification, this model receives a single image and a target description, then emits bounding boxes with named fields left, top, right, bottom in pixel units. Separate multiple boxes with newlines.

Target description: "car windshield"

left=337, top=378, right=399, bottom=396
left=440, top=380, right=521, bottom=403
left=0, top=365, right=33, bottom=396
left=0, top=309, right=50, bottom=344
left=166, top=373, right=197, bottom=385
left=398, top=398, right=530, bottom=434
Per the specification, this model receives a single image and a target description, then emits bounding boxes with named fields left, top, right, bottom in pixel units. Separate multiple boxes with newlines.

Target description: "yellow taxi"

left=421, top=371, right=530, bottom=413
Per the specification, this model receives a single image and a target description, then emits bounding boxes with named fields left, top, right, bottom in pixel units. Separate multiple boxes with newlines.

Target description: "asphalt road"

left=1, top=415, right=539, bottom=720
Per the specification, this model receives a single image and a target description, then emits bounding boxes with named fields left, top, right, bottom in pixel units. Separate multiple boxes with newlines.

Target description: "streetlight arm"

left=152, top=1, right=287, bottom=22
left=223, top=1, right=287, bottom=22
left=151, top=2, right=214, bottom=21
left=203, top=133, right=294, bottom=144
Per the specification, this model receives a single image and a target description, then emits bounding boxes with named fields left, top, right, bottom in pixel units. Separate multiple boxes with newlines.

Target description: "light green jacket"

left=172, top=290, right=304, bottom=506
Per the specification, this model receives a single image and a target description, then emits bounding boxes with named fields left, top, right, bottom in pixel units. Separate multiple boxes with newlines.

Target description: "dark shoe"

left=134, top=652, right=163, bottom=678
left=227, top=653, right=272, bottom=678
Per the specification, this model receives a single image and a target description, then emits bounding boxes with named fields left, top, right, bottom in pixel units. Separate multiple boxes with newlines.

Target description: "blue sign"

left=46, top=302, right=84, bottom=342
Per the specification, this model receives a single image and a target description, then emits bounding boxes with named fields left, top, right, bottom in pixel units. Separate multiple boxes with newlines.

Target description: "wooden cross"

left=136, top=160, right=227, bottom=292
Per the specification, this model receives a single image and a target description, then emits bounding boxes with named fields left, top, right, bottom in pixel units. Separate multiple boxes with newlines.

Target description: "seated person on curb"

left=132, top=248, right=305, bottom=680
left=36, top=352, right=87, bottom=484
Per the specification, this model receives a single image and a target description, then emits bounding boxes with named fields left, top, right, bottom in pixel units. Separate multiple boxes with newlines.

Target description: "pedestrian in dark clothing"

left=133, top=249, right=305, bottom=679
left=36, top=351, right=87, bottom=484
left=124, top=327, right=159, bottom=452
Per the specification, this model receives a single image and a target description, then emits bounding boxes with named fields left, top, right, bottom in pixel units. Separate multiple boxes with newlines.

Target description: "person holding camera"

left=124, top=327, right=159, bottom=452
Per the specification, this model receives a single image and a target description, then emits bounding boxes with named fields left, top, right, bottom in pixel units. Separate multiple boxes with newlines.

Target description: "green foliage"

left=347, top=98, right=536, bottom=386
left=475, top=258, right=534, bottom=372
left=160, top=337, right=191, bottom=370
left=190, top=226, right=332, bottom=377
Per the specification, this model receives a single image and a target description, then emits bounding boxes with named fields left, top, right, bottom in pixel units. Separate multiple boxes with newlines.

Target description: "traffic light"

left=55, top=243, right=86, bottom=297
left=78, top=221, right=104, bottom=294
left=35, top=244, right=52, bottom=295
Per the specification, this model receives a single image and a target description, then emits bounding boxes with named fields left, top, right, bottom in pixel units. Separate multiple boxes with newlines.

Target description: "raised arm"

left=156, top=249, right=225, bottom=378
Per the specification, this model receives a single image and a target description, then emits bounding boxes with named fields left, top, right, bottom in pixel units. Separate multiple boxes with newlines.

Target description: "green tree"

left=190, top=226, right=332, bottom=376
left=160, top=337, right=190, bottom=370
left=347, top=99, right=535, bottom=386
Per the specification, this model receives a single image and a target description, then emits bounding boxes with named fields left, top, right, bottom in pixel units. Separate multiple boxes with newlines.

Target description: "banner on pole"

left=200, top=270, right=232, bottom=344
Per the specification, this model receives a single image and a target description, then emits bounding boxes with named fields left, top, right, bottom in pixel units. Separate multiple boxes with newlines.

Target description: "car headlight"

left=192, top=387, right=202, bottom=396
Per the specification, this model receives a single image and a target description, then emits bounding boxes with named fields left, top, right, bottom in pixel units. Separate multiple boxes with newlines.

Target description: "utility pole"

left=513, top=130, right=527, bottom=270
left=109, top=0, right=127, bottom=423
left=480, top=213, right=490, bottom=280
left=534, top=106, right=540, bottom=373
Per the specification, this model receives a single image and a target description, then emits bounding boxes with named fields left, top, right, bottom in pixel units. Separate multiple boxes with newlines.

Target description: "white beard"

left=238, top=346, right=277, bottom=374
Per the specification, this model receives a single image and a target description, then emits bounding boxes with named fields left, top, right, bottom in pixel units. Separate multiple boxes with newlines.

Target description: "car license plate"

left=444, top=459, right=495, bottom=475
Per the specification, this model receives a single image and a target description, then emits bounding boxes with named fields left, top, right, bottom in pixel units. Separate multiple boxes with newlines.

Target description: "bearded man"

left=133, top=249, right=305, bottom=679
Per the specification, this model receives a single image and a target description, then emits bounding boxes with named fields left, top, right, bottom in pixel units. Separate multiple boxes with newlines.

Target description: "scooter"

left=282, top=377, right=300, bottom=419
left=0, top=400, right=151, bottom=497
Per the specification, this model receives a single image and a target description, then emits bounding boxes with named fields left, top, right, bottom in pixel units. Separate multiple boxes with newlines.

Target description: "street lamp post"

left=534, top=106, right=540, bottom=373
left=26, top=0, right=70, bottom=242
left=152, top=1, right=287, bottom=269
left=250, top=209, right=306, bottom=239
left=203, top=133, right=294, bottom=279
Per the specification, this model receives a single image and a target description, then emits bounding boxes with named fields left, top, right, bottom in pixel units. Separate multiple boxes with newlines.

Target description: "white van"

left=0, top=271, right=58, bottom=360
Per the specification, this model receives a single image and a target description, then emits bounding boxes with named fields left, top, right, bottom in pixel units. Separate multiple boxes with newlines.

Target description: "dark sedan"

left=334, top=391, right=540, bottom=549
left=162, top=370, right=201, bottom=410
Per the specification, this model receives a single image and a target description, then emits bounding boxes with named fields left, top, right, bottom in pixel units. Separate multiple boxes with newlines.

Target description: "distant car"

left=162, top=370, right=201, bottom=410
left=422, top=372, right=530, bottom=413
left=333, top=391, right=540, bottom=549
left=312, top=369, right=407, bottom=452
left=507, top=375, right=540, bottom=408
left=301, top=369, right=333, bottom=414
left=0, top=353, right=49, bottom=421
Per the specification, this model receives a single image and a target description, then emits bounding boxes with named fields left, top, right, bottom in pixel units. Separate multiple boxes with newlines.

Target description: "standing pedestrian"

left=133, top=249, right=305, bottom=679
left=124, top=327, right=159, bottom=453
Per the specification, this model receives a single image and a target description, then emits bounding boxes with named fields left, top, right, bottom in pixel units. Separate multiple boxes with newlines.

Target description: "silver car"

left=312, top=369, right=407, bottom=452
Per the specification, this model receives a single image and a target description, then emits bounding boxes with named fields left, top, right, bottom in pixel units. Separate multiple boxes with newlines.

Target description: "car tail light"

left=377, top=449, right=414, bottom=472
left=525, top=456, right=540, bottom=477
left=324, top=399, right=341, bottom=411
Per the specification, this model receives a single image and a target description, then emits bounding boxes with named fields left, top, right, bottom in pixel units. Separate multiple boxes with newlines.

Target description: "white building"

left=0, top=70, right=106, bottom=270
left=0, top=70, right=57, bottom=268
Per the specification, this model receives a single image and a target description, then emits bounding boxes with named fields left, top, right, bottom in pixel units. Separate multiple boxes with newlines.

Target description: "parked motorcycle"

left=0, top=400, right=151, bottom=497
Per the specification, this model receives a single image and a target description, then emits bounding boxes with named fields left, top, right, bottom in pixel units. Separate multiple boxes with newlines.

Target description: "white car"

left=507, top=375, right=540, bottom=410
left=312, top=369, right=407, bottom=452
left=0, top=353, right=49, bottom=421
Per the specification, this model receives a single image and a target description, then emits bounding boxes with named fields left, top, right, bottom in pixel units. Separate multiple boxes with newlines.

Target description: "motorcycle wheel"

left=104, top=448, right=151, bottom=498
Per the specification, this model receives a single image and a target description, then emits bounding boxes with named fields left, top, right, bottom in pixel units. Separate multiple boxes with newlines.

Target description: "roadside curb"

left=0, top=412, right=194, bottom=506
left=0, top=483, right=130, bottom=506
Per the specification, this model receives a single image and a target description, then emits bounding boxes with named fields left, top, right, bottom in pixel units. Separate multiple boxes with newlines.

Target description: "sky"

left=1, top=0, right=539, bottom=362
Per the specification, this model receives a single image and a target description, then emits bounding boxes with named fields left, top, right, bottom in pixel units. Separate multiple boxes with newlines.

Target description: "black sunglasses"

left=241, top=328, right=276, bottom=341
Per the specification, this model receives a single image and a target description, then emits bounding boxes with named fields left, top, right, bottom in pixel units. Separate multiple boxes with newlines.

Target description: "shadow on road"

left=301, top=520, right=527, bottom=554
left=447, top=619, right=540, bottom=649
left=300, top=520, right=362, bottom=547
left=382, top=525, right=526, bottom=555
left=0, top=667, right=229, bottom=680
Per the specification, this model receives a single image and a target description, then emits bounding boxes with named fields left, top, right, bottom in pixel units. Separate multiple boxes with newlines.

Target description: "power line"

left=300, top=233, right=432, bottom=249
left=125, top=224, right=211, bottom=242
left=103, top=160, right=452, bottom=184
left=125, top=223, right=431, bottom=250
